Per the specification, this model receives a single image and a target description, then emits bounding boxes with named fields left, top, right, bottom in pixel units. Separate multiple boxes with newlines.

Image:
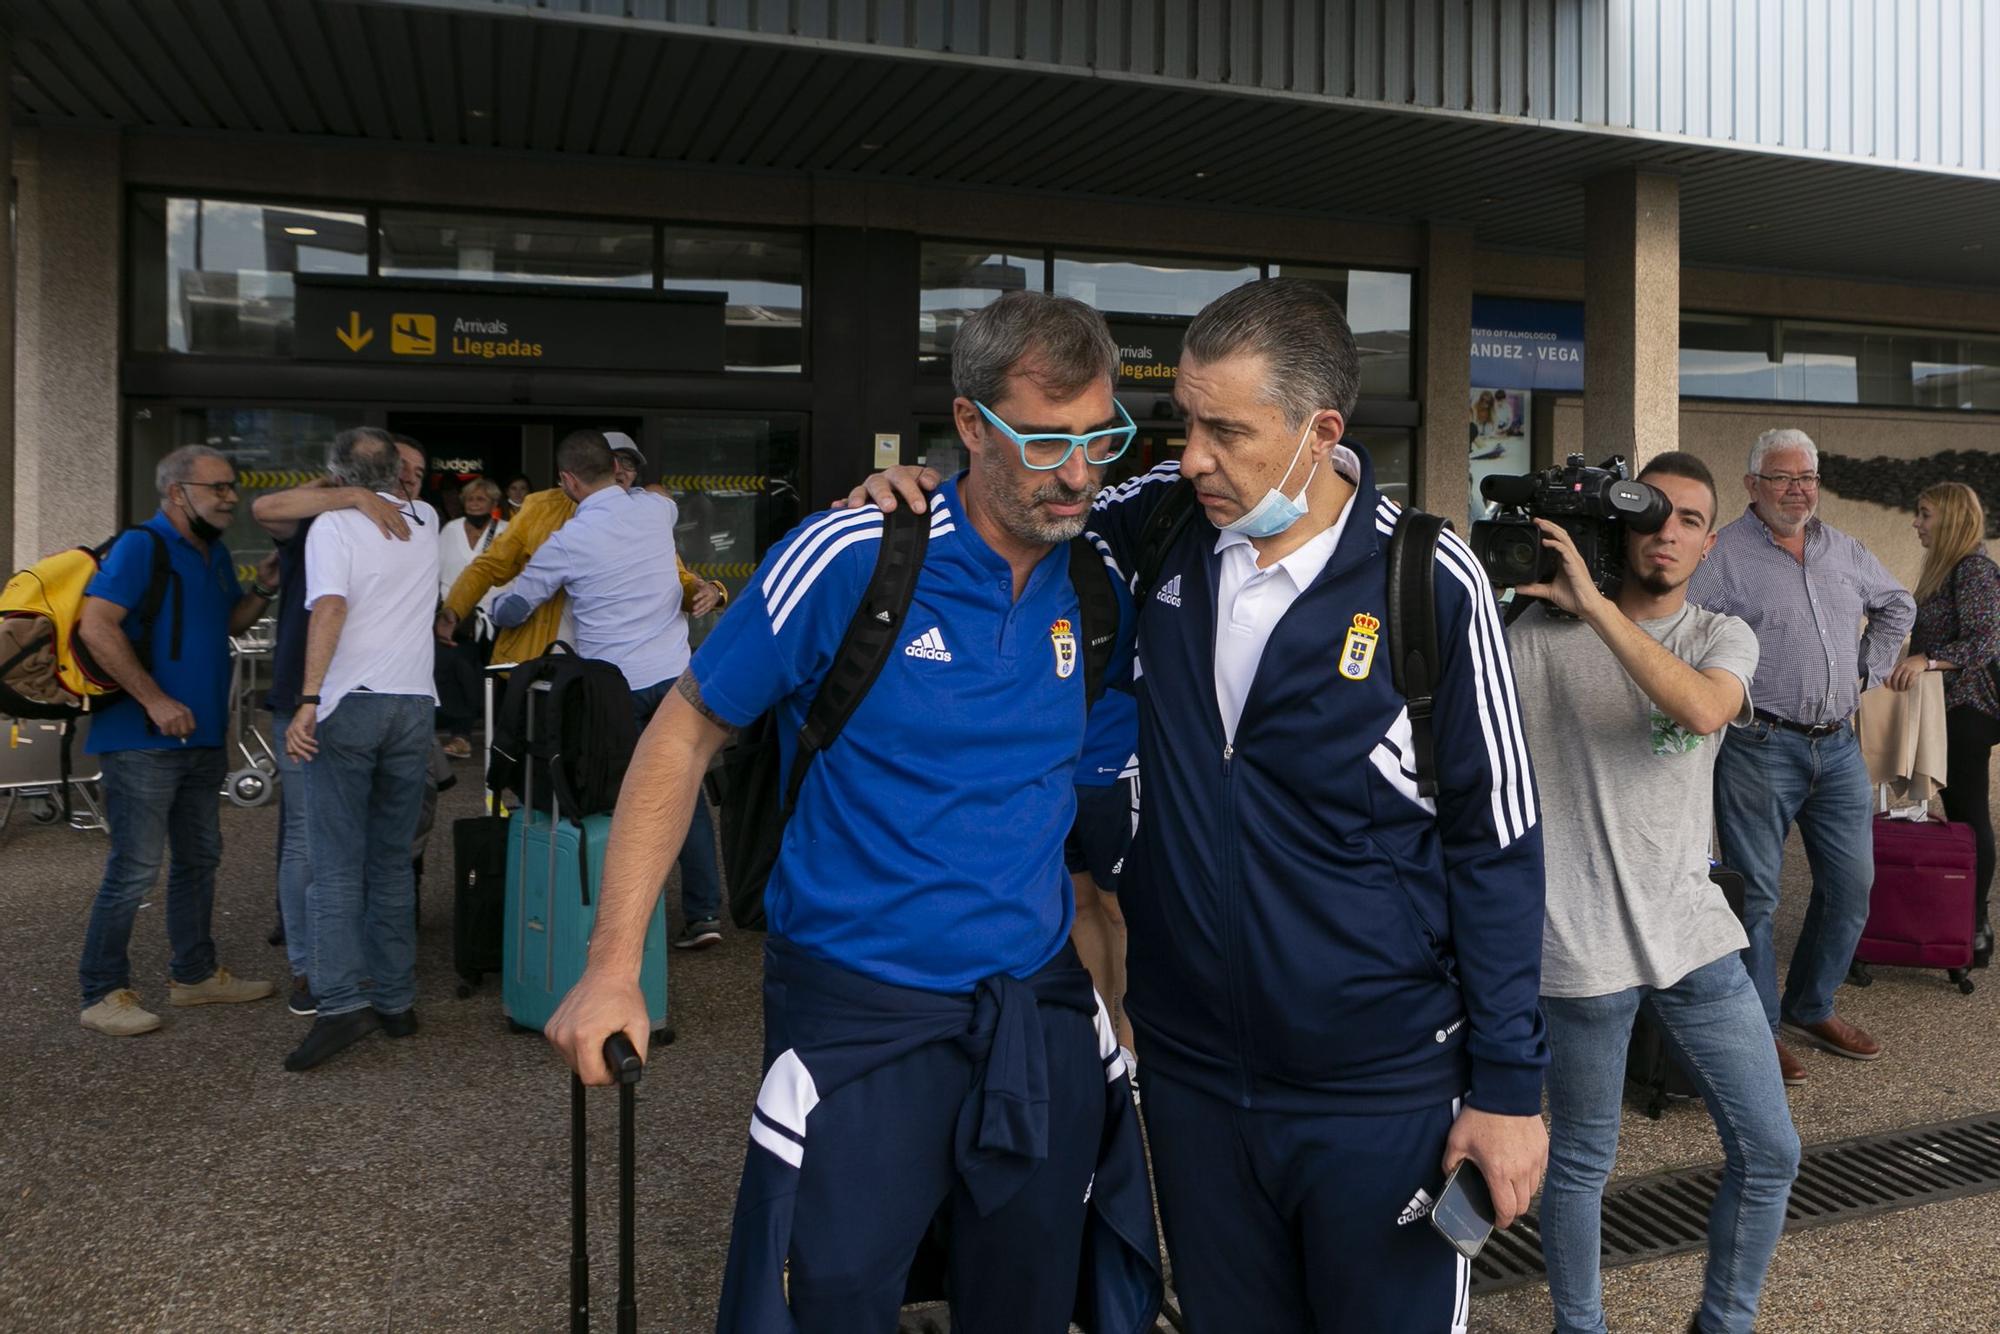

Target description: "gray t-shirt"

left=1508, top=600, right=1760, bottom=998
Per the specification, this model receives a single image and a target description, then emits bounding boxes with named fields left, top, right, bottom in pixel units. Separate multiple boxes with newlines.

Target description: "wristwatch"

left=299, top=694, right=321, bottom=706
left=1927, top=657, right=1939, bottom=672
left=252, top=580, right=279, bottom=599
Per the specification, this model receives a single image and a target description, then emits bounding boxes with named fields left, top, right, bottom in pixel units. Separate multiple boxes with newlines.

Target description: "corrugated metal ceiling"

left=5, top=0, right=1997, bottom=289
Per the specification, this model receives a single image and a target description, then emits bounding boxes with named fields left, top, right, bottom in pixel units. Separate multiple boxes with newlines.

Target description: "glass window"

left=378, top=209, right=654, bottom=288
left=127, top=403, right=357, bottom=571
left=653, top=414, right=806, bottom=642
left=1270, top=264, right=1416, bottom=397
left=1345, top=426, right=1413, bottom=505
left=919, top=243, right=1048, bottom=370
left=662, top=227, right=806, bottom=372
left=1053, top=252, right=1259, bottom=318
left=1682, top=313, right=2000, bottom=410
left=130, top=194, right=369, bottom=356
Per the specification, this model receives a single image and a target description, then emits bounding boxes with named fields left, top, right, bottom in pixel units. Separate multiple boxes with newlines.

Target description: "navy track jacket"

left=1088, top=448, right=1549, bottom=1117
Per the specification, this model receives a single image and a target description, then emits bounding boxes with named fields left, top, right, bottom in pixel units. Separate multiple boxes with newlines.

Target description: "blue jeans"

left=303, top=693, right=431, bottom=1017
left=1713, top=719, right=1875, bottom=1032
left=272, top=709, right=313, bottom=979
left=78, top=746, right=228, bottom=1006
left=631, top=675, right=722, bottom=924
left=1542, top=957, right=1800, bottom=1334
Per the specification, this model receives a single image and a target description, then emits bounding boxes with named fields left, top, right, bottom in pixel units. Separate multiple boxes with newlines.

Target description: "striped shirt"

left=1687, top=507, right=1915, bottom=726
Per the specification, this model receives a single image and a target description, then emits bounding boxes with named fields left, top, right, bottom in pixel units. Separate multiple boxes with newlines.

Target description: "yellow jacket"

left=443, top=487, right=720, bottom=666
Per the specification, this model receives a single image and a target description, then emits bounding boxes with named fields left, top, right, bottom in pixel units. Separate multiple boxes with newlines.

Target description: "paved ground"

left=2, top=774, right=1998, bottom=1331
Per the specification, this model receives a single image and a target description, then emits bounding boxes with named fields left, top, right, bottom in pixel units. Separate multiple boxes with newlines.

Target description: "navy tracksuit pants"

left=1143, top=1073, right=1471, bottom=1334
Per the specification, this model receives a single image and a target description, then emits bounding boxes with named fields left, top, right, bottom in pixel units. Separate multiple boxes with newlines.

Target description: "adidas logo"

left=1155, top=574, right=1183, bottom=607
left=1397, top=1188, right=1434, bottom=1227
left=904, top=627, right=953, bottom=662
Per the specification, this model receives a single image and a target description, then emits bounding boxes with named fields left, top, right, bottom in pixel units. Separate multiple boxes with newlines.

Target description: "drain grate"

left=1472, top=1111, right=2000, bottom=1294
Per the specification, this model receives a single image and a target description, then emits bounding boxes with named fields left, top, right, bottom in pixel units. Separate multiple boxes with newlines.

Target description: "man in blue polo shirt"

left=76, top=445, right=281, bottom=1036
left=548, top=293, right=1159, bottom=1333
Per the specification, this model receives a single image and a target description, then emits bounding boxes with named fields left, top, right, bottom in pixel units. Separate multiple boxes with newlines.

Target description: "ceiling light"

left=1964, top=242, right=1984, bottom=252
left=1194, top=170, right=1209, bottom=179
left=283, top=226, right=318, bottom=236
left=468, top=109, right=488, bottom=118
left=859, top=141, right=882, bottom=152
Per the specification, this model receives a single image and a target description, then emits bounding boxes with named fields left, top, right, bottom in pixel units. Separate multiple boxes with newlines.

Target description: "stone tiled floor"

left=2, top=777, right=1996, bottom=1331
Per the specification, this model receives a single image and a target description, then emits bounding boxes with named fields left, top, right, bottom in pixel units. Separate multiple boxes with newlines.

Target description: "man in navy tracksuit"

left=863, top=279, right=1548, bottom=1332
left=547, top=291, right=1159, bottom=1334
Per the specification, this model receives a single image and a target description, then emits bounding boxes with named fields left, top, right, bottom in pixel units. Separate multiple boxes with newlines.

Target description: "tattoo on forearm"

left=676, top=672, right=735, bottom=733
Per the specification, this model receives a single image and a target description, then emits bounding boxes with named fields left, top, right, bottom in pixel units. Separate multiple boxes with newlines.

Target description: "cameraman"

left=1507, top=452, right=1798, bottom=1334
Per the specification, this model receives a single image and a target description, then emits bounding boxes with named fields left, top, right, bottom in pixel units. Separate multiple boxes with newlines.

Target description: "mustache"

left=1031, top=479, right=1099, bottom=506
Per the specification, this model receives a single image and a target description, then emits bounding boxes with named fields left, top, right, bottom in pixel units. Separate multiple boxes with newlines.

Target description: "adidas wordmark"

left=904, top=627, right=953, bottom=662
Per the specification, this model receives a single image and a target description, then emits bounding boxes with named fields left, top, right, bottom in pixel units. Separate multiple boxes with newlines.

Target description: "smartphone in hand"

left=1429, top=1161, right=1498, bottom=1260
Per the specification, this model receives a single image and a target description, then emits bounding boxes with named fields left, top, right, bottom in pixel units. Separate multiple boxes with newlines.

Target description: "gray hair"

left=1748, top=428, right=1819, bottom=475
left=154, top=444, right=230, bottom=498
left=327, top=427, right=400, bottom=492
left=1183, top=279, right=1360, bottom=427
left=952, top=291, right=1118, bottom=406
left=461, top=477, right=503, bottom=504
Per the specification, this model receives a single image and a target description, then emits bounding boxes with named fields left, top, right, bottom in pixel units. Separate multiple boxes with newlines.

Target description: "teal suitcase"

left=501, top=807, right=669, bottom=1034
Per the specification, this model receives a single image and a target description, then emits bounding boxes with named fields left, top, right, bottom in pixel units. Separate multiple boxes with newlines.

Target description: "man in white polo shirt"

left=282, top=427, right=442, bottom=1072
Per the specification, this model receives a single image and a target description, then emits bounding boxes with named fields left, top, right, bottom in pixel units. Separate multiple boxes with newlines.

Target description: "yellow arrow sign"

left=334, top=311, right=374, bottom=352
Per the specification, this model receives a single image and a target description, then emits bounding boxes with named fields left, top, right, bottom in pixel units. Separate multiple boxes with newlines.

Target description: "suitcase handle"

left=571, top=1034, right=645, bottom=1333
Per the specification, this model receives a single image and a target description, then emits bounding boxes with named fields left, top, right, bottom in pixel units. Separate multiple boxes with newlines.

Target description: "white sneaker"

left=80, top=989, right=163, bottom=1036
left=167, top=967, right=275, bottom=1007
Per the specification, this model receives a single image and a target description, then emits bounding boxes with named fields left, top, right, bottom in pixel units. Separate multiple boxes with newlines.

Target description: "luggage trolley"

left=0, top=712, right=106, bottom=833
left=221, top=616, right=279, bottom=808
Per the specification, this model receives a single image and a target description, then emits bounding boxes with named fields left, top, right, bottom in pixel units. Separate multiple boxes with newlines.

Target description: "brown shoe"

left=1774, top=1039, right=1807, bottom=1085
left=1782, top=1015, right=1883, bottom=1061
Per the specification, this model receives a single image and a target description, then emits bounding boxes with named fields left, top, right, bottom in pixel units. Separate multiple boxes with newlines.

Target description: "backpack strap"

left=136, top=529, right=182, bottom=664
left=1386, top=508, right=1448, bottom=800
left=1066, top=535, right=1118, bottom=709
left=783, top=505, right=930, bottom=812
left=1131, top=477, right=1198, bottom=603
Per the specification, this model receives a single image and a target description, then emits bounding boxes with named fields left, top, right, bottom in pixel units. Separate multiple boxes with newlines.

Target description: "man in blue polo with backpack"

left=855, top=279, right=1549, bottom=1332
left=548, top=291, right=1160, bottom=1334
left=75, top=444, right=281, bottom=1036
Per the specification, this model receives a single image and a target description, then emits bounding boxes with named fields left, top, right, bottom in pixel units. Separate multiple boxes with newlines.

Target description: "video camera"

left=1469, top=454, right=1671, bottom=593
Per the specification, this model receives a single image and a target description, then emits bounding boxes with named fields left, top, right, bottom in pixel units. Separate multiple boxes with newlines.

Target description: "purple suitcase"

left=1852, top=814, right=1977, bottom=995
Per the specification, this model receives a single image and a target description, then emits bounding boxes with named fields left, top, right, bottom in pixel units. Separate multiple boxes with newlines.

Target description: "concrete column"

left=0, top=32, right=13, bottom=569
left=1416, top=223, right=1473, bottom=523
left=14, top=127, right=122, bottom=567
left=1583, top=171, right=1680, bottom=469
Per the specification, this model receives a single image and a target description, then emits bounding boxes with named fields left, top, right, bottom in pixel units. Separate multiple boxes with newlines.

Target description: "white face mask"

left=1219, top=414, right=1324, bottom=538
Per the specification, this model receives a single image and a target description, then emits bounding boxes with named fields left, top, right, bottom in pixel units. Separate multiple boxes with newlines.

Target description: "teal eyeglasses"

left=974, top=399, right=1138, bottom=471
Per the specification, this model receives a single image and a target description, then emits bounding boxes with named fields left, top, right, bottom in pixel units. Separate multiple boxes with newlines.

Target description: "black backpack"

left=713, top=505, right=1120, bottom=930
left=1133, top=477, right=1451, bottom=798
left=488, top=643, right=641, bottom=822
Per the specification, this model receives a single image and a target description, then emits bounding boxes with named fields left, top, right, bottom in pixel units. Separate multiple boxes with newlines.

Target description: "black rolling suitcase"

left=572, top=1034, right=644, bottom=1332
left=454, top=666, right=512, bottom=994
left=452, top=813, right=508, bottom=992
left=1625, top=866, right=1747, bottom=1119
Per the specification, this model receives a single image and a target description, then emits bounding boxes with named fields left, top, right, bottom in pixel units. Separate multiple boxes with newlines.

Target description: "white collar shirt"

left=1212, top=446, right=1361, bottom=744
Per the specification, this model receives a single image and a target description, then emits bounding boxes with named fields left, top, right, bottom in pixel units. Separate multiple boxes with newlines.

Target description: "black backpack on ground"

left=713, top=505, right=1120, bottom=930
left=487, top=643, right=640, bottom=822
left=1134, top=477, right=1450, bottom=795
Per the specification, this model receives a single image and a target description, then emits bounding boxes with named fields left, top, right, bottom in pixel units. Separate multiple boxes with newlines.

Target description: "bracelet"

left=298, top=694, right=321, bottom=706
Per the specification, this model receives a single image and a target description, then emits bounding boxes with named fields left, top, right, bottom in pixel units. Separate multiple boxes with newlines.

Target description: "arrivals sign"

left=1108, top=316, right=1185, bottom=389
left=294, top=276, right=726, bottom=372
left=1469, top=297, right=1585, bottom=392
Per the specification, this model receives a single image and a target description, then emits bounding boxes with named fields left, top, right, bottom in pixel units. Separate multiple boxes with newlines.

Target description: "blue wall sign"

left=1470, top=297, right=1585, bottom=391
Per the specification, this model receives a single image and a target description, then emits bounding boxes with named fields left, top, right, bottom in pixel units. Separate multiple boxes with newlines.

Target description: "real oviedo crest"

left=1340, top=612, right=1380, bottom=681
left=1050, top=617, right=1078, bottom=680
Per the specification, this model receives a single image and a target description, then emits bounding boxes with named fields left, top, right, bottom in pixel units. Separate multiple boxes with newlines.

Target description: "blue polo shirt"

left=693, top=476, right=1133, bottom=994
left=83, top=512, right=242, bottom=754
